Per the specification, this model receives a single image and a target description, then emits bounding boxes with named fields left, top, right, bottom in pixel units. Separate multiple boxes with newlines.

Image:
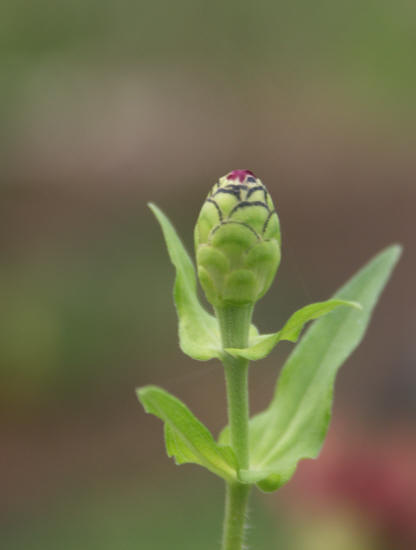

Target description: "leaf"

left=226, top=299, right=361, bottom=361
left=224, top=245, right=401, bottom=491
left=137, top=385, right=237, bottom=481
left=239, top=465, right=297, bottom=492
left=149, top=203, right=221, bottom=360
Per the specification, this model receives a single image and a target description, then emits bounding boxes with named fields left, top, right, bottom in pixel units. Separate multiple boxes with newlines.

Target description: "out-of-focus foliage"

left=1, top=476, right=288, bottom=550
left=1, top=0, right=416, bottom=128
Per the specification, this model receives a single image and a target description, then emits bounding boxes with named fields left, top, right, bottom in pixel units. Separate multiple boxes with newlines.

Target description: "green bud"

left=194, top=170, right=281, bottom=307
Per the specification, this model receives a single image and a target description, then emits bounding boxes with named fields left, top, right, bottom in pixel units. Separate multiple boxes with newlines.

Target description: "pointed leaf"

left=149, top=203, right=221, bottom=360
left=226, top=299, right=360, bottom=361
left=138, top=385, right=237, bottom=481
left=226, top=245, right=401, bottom=491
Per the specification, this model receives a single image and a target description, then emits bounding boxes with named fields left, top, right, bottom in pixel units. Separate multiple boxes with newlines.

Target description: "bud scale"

left=194, top=170, right=281, bottom=307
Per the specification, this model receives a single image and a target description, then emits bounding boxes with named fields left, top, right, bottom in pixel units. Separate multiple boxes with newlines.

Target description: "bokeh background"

left=1, top=2, right=415, bottom=549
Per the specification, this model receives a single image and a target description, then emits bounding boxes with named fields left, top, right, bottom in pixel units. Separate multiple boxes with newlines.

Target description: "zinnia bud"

left=194, top=170, right=281, bottom=307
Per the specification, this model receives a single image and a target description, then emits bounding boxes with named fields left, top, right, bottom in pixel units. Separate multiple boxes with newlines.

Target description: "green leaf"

left=137, top=385, right=237, bottom=481
left=226, top=299, right=361, bottom=361
left=224, top=245, right=401, bottom=491
left=149, top=203, right=221, bottom=361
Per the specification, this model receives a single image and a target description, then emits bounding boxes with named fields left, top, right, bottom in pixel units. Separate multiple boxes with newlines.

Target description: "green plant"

left=137, top=170, right=401, bottom=550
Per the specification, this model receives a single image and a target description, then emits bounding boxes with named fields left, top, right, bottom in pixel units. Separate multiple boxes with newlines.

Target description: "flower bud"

left=194, top=170, right=281, bottom=307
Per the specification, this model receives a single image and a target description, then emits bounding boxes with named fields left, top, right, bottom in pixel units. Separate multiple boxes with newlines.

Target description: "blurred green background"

left=1, top=1, right=415, bottom=549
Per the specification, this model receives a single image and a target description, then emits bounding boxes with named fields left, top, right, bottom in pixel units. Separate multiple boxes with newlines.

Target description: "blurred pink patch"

left=286, top=423, right=416, bottom=548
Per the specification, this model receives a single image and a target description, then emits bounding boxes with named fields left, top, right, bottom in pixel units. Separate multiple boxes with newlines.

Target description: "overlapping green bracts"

left=194, top=170, right=281, bottom=307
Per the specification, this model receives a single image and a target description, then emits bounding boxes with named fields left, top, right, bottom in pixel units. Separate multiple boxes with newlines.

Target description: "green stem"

left=215, top=304, right=253, bottom=350
left=222, top=482, right=251, bottom=550
left=223, top=357, right=250, bottom=469
left=215, top=304, right=253, bottom=550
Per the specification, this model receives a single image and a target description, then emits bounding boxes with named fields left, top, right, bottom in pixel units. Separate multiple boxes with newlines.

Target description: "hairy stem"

left=223, top=357, right=250, bottom=469
left=216, top=304, right=253, bottom=550
left=222, top=482, right=251, bottom=550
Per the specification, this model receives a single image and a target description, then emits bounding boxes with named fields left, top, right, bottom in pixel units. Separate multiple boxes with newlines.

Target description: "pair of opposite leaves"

left=138, top=204, right=401, bottom=492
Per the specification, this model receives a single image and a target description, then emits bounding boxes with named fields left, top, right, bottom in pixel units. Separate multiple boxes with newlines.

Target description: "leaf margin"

left=138, top=384, right=238, bottom=482
left=149, top=203, right=222, bottom=361
left=221, top=244, right=402, bottom=492
left=226, top=299, right=361, bottom=361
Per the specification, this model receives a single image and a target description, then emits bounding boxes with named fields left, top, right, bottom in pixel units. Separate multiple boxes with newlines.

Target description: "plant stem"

left=215, top=304, right=254, bottom=351
left=222, top=482, right=251, bottom=550
left=223, top=357, right=250, bottom=469
left=215, top=304, right=253, bottom=550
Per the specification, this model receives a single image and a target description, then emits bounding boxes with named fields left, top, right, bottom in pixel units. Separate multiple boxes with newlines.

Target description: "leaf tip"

left=148, top=203, right=166, bottom=227
left=135, top=386, right=145, bottom=400
left=147, top=202, right=159, bottom=215
left=136, top=384, right=159, bottom=402
left=378, top=243, right=403, bottom=266
left=389, top=243, right=403, bottom=261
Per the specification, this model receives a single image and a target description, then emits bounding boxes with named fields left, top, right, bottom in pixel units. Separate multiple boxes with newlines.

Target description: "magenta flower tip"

left=226, top=169, right=256, bottom=183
